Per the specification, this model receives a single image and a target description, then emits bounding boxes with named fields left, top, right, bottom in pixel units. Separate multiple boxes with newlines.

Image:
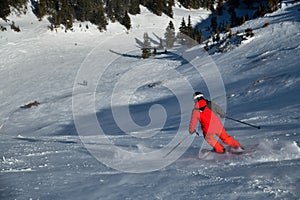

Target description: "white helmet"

left=193, top=92, right=204, bottom=101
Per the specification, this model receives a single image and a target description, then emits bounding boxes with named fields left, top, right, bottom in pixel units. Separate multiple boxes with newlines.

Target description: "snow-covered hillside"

left=1, top=1, right=300, bottom=199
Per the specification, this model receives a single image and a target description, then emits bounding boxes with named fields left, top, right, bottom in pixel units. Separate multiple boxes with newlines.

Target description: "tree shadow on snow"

left=51, top=94, right=181, bottom=138
left=267, top=3, right=300, bottom=23
left=109, top=49, right=142, bottom=59
left=109, top=47, right=189, bottom=66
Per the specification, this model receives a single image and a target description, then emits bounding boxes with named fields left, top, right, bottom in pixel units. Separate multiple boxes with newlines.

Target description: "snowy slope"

left=1, top=1, right=300, bottom=200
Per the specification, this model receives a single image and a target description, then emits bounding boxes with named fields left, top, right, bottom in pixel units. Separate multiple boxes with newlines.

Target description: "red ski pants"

left=204, top=128, right=241, bottom=153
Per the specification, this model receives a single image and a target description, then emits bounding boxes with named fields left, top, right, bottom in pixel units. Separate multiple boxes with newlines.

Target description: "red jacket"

left=189, top=99, right=224, bottom=135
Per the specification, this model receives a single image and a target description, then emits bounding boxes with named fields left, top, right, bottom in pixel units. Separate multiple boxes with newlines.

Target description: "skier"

left=189, top=92, right=243, bottom=153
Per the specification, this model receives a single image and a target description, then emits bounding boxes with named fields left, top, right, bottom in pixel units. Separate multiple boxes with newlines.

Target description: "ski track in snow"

left=1, top=1, right=300, bottom=200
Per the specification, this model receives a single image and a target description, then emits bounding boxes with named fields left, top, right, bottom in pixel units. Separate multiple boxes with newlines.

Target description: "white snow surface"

left=0, top=2, right=300, bottom=200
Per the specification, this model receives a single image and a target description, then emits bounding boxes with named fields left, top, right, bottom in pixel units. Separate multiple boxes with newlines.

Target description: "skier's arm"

left=189, top=110, right=198, bottom=134
left=210, top=101, right=226, bottom=118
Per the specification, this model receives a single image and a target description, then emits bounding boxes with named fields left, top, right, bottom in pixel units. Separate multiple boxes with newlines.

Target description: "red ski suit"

left=189, top=99, right=241, bottom=153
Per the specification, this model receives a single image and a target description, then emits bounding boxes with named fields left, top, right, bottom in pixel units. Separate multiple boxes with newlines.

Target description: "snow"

left=1, top=1, right=300, bottom=199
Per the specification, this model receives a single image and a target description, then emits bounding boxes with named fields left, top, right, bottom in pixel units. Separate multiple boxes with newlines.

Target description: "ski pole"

left=164, top=134, right=189, bottom=158
left=226, top=116, right=261, bottom=129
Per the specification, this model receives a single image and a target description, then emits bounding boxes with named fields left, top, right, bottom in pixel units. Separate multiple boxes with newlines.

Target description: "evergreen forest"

left=0, top=0, right=282, bottom=32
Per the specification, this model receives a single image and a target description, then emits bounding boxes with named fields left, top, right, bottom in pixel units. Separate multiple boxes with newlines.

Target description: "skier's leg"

left=218, top=128, right=241, bottom=148
left=205, top=134, right=225, bottom=153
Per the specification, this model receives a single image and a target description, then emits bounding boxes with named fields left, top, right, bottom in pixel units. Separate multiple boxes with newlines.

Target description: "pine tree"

left=217, top=0, right=224, bottom=16
left=243, top=0, right=254, bottom=8
left=0, top=0, right=10, bottom=20
left=179, top=17, right=187, bottom=35
left=190, top=0, right=201, bottom=9
left=164, top=0, right=174, bottom=18
left=178, top=17, right=187, bottom=44
left=36, top=0, right=47, bottom=20
left=210, top=5, right=218, bottom=32
left=225, top=21, right=231, bottom=33
left=215, top=29, right=220, bottom=42
left=114, top=0, right=126, bottom=23
left=267, top=0, right=279, bottom=12
left=229, top=7, right=238, bottom=27
left=152, top=48, right=157, bottom=56
left=75, top=0, right=91, bottom=22
left=152, top=0, right=165, bottom=16
left=187, top=15, right=193, bottom=38
left=253, top=4, right=265, bottom=18
left=51, top=0, right=61, bottom=28
left=165, top=20, right=176, bottom=48
left=129, top=0, right=140, bottom=15
left=122, top=11, right=131, bottom=30
left=185, top=15, right=197, bottom=47
left=211, top=13, right=218, bottom=33
left=9, top=0, right=28, bottom=10
left=179, top=0, right=214, bottom=9
left=142, top=32, right=151, bottom=59
left=179, top=0, right=190, bottom=9
left=240, top=15, right=248, bottom=25
left=90, top=1, right=108, bottom=31
left=193, top=28, right=204, bottom=44
left=228, top=0, right=239, bottom=8
left=59, top=0, right=75, bottom=30
left=106, top=0, right=117, bottom=22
